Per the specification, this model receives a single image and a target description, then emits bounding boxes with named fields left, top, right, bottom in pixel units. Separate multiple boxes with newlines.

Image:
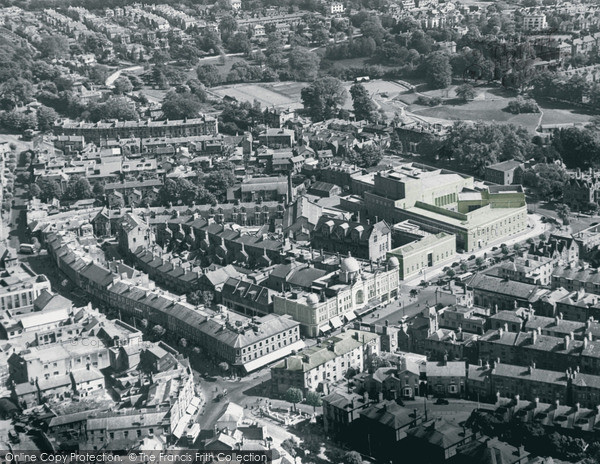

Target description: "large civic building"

left=360, top=163, right=528, bottom=252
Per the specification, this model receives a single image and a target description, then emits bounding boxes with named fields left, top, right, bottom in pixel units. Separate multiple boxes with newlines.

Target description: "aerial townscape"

left=2, top=0, right=600, bottom=461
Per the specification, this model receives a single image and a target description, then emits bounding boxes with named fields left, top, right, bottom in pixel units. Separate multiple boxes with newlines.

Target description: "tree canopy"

left=161, top=90, right=203, bottom=120
left=301, top=77, right=347, bottom=121
left=350, top=83, right=377, bottom=122
left=288, top=47, right=320, bottom=81
left=424, top=52, right=452, bottom=89
left=439, top=121, right=536, bottom=175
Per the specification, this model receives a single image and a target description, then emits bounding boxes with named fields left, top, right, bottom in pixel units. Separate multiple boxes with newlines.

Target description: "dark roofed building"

left=221, top=278, right=274, bottom=316
left=467, top=274, right=545, bottom=312
left=322, top=390, right=370, bottom=437
left=312, top=217, right=392, bottom=262
left=402, top=418, right=478, bottom=462
left=309, top=181, right=342, bottom=198
left=357, top=400, right=423, bottom=461
left=454, top=436, right=529, bottom=464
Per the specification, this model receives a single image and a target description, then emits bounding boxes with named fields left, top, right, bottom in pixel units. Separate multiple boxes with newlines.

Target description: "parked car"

left=435, top=398, right=449, bottom=405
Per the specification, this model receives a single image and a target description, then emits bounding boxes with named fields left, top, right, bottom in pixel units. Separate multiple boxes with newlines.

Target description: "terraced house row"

left=45, top=232, right=305, bottom=374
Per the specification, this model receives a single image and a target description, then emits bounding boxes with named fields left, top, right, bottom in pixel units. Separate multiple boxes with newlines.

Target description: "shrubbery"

left=507, top=97, right=540, bottom=114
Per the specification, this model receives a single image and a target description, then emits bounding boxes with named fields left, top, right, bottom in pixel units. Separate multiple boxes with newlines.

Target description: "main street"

left=363, top=284, right=459, bottom=326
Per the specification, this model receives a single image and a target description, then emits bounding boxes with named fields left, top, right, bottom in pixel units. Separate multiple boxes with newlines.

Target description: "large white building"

left=0, top=273, right=52, bottom=313
left=522, top=11, right=548, bottom=31
left=273, top=255, right=399, bottom=337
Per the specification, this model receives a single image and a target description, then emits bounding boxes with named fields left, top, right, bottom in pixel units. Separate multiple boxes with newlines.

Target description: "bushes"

left=416, top=95, right=442, bottom=106
left=507, top=97, right=540, bottom=114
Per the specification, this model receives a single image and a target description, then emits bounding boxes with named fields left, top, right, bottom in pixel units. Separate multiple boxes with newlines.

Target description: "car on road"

left=435, top=398, right=449, bottom=405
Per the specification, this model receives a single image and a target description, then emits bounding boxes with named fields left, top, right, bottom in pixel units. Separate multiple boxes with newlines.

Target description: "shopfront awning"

left=186, top=396, right=201, bottom=415
left=319, top=324, right=331, bottom=335
left=330, top=316, right=343, bottom=329
left=172, top=413, right=194, bottom=439
left=344, top=311, right=357, bottom=322
left=355, top=298, right=382, bottom=316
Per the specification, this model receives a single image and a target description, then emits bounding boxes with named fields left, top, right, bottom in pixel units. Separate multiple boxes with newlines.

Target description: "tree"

left=288, top=47, right=320, bottom=81
left=112, top=76, right=133, bottom=95
left=460, top=263, right=468, bottom=271
left=187, top=290, right=202, bottom=306
left=36, top=105, right=58, bottom=131
left=552, top=127, right=600, bottom=169
left=197, top=64, right=221, bottom=87
left=62, top=176, right=93, bottom=202
left=361, top=19, right=386, bottom=45
left=285, top=387, right=303, bottom=411
left=425, top=52, right=452, bottom=89
left=161, top=90, right=203, bottom=120
left=227, top=32, right=252, bottom=54
left=501, top=244, right=509, bottom=254
left=301, top=77, right=348, bottom=121
left=0, top=111, right=37, bottom=131
left=36, top=178, right=61, bottom=202
left=446, top=269, right=456, bottom=277
left=347, top=145, right=383, bottom=168
left=455, top=84, right=476, bottom=102
left=92, top=182, right=105, bottom=199
left=219, top=15, right=238, bottom=43
left=439, top=121, right=536, bottom=175
left=151, top=49, right=171, bottom=65
left=38, top=35, right=70, bottom=59
left=344, top=451, right=363, bottom=464
left=202, top=291, right=214, bottom=307
left=556, top=203, right=571, bottom=225
left=88, top=97, right=139, bottom=122
left=29, top=183, right=41, bottom=199
left=350, top=83, right=377, bottom=122
left=204, top=170, right=236, bottom=200
left=311, top=26, right=329, bottom=45
left=390, top=131, right=403, bottom=152
left=1, top=78, right=34, bottom=107
left=186, top=79, right=207, bottom=101
left=475, top=257, right=484, bottom=267
left=152, top=325, right=166, bottom=339
left=219, top=361, right=230, bottom=373
left=522, top=164, right=568, bottom=199
left=305, top=391, right=322, bottom=411
left=366, top=354, right=391, bottom=373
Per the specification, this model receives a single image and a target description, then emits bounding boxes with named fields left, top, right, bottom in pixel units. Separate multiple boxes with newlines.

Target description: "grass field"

left=212, top=81, right=307, bottom=109
left=410, top=99, right=542, bottom=131
left=210, top=77, right=596, bottom=130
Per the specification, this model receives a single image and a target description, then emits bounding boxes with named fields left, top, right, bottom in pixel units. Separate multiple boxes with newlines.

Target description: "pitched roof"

left=467, top=274, right=540, bottom=301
